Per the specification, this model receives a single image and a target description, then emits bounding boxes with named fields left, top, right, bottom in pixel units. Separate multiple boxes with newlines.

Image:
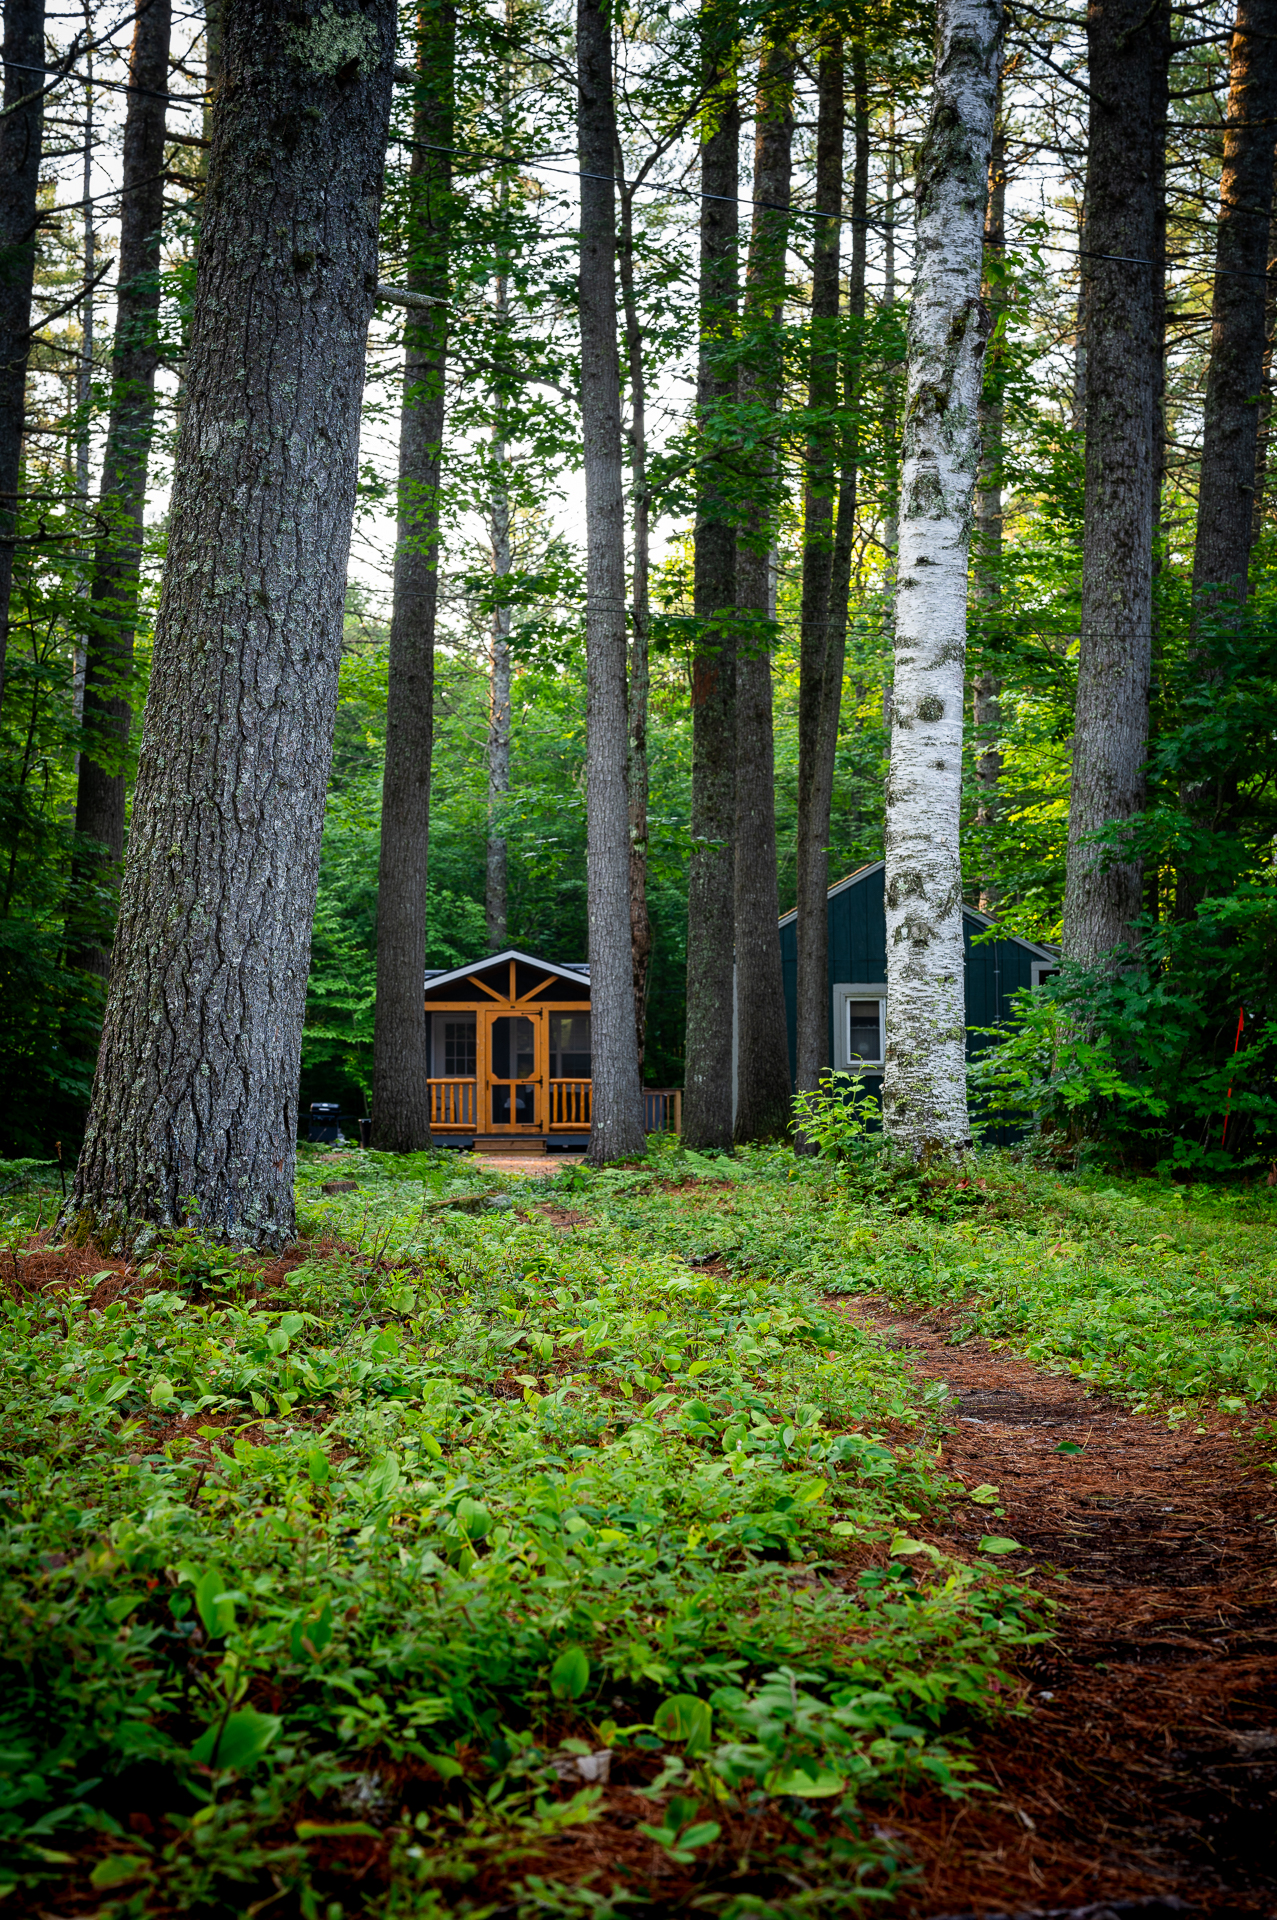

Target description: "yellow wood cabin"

left=424, top=948, right=680, bottom=1153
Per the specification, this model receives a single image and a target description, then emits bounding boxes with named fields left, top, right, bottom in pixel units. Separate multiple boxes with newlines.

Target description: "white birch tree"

left=883, top=0, right=1004, bottom=1154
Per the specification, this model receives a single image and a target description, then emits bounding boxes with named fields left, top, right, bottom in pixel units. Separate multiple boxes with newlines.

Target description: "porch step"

left=472, top=1136, right=546, bottom=1155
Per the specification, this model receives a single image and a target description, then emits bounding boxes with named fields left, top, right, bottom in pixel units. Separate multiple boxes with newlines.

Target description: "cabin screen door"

left=483, top=1009, right=542, bottom=1131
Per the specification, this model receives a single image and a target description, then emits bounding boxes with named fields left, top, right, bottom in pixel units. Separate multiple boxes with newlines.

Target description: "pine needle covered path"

left=830, top=1299, right=1277, bottom=1915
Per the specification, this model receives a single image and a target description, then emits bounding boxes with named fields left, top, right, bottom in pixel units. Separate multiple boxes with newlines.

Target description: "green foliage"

left=969, top=874, right=1277, bottom=1172
left=791, top=1075, right=881, bottom=1161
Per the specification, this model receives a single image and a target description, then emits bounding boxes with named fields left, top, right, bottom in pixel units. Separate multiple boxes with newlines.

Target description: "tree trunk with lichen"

left=883, top=0, right=1003, bottom=1154
left=68, top=0, right=396, bottom=1247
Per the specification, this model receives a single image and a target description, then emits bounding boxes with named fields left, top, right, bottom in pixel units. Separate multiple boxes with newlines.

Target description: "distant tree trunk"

left=1062, top=0, right=1170, bottom=968
left=617, top=164, right=653, bottom=1067
left=733, top=35, right=793, bottom=1145
left=801, top=40, right=869, bottom=1061
left=71, top=0, right=170, bottom=975
left=485, top=440, right=511, bottom=950
left=683, top=3, right=738, bottom=1151
left=577, top=0, right=644, bottom=1163
left=0, top=0, right=45, bottom=715
left=370, top=6, right=454, bottom=1153
left=485, top=154, right=512, bottom=953
left=69, top=0, right=396, bottom=1246
left=792, top=34, right=843, bottom=1117
left=883, top=0, right=1003, bottom=1155
left=974, top=113, right=1006, bottom=915
left=1192, top=0, right=1277, bottom=618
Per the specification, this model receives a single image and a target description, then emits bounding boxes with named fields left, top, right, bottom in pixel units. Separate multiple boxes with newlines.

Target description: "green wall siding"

left=777, top=868, right=1045, bottom=1139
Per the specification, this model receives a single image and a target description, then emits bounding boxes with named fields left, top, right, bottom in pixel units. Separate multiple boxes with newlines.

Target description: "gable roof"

left=422, top=949, right=591, bottom=993
left=777, top=860, right=1058, bottom=961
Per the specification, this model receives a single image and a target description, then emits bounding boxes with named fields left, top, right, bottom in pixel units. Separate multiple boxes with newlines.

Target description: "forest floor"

left=1, top=1142, right=1275, bottom=1918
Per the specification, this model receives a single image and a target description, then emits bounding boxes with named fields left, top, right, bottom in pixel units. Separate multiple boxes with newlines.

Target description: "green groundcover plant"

left=0, top=1147, right=1051, bottom=1916
left=3, top=1143, right=1271, bottom=1913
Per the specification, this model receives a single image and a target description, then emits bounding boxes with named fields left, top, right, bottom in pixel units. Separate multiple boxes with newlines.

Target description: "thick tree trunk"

left=617, top=173, right=653, bottom=1067
left=0, top=0, right=45, bottom=715
left=71, top=0, right=170, bottom=975
left=683, top=7, right=738, bottom=1151
left=1192, top=0, right=1277, bottom=617
left=793, top=35, right=843, bottom=1111
left=1062, top=0, right=1170, bottom=967
left=370, top=7, right=453, bottom=1153
left=577, top=0, right=644, bottom=1163
left=69, top=0, right=396, bottom=1247
left=883, top=0, right=1003, bottom=1155
left=974, top=117, right=1006, bottom=914
left=733, top=36, right=793, bottom=1145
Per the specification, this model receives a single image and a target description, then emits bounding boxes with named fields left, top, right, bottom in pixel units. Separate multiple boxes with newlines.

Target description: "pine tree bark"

left=1192, top=0, right=1277, bottom=619
left=974, top=115, right=1006, bottom=914
left=1062, top=0, right=1170, bottom=967
left=733, top=35, right=793, bottom=1144
left=71, top=0, right=170, bottom=975
left=577, top=0, right=644, bottom=1163
left=370, top=4, right=454, bottom=1152
left=883, top=0, right=1003, bottom=1155
left=0, top=0, right=45, bottom=716
left=617, top=167, right=653, bottom=1066
left=683, top=3, right=738, bottom=1151
left=793, top=35, right=843, bottom=1111
left=69, top=0, right=396, bottom=1246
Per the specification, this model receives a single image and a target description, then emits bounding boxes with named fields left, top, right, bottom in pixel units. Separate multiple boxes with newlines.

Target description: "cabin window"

left=432, top=1016, right=476, bottom=1077
left=846, top=1000, right=884, bottom=1065
left=1031, top=962, right=1059, bottom=989
left=831, top=984, right=886, bottom=1071
left=550, top=1012, right=591, bottom=1077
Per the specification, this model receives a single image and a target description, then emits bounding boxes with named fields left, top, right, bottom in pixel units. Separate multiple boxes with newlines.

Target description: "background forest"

left=1, top=0, right=1274, bottom=1160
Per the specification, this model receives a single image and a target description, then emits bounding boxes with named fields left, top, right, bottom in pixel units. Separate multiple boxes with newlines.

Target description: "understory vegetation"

left=2, top=1144, right=1273, bottom=1915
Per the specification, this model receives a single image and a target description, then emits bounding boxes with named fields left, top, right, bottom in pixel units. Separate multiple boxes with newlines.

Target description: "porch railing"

left=428, top=1079, right=477, bottom=1128
left=643, top=1087, right=683, bottom=1135
left=549, top=1079, right=591, bottom=1128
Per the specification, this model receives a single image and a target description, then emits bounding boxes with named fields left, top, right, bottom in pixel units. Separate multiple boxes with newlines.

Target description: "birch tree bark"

left=370, top=3, right=454, bottom=1152
left=71, top=0, right=170, bottom=975
left=577, top=0, right=644, bottom=1163
left=683, top=0, right=738, bottom=1151
left=973, top=114, right=1006, bottom=914
left=883, top=0, right=1003, bottom=1154
left=1061, top=0, right=1170, bottom=966
left=69, top=0, right=396, bottom=1246
left=0, top=0, right=45, bottom=715
left=733, top=35, right=793, bottom=1144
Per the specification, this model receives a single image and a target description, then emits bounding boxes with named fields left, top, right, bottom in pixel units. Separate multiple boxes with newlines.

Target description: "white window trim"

left=831, top=983, right=887, bottom=1072
left=1030, top=961, right=1059, bottom=989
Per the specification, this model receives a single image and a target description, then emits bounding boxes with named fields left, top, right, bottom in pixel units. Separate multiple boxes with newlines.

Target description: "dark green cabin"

left=773, top=862, right=1057, bottom=1131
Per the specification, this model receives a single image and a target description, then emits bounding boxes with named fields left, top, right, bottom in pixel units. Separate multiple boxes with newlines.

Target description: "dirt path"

left=831, top=1298, right=1277, bottom=1918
